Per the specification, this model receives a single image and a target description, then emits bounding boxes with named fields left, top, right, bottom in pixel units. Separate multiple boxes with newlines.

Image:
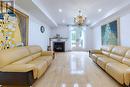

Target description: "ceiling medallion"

left=74, top=10, right=86, bottom=26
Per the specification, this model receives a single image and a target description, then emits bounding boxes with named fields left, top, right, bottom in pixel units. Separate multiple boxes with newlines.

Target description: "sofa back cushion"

left=27, top=45, right=42, bottom=60
left=0, top=47, right=30, bottom=68
left=12, top=56, right=33, bottom=64
left=122, top=50, right=130, bottom=66
left=110, top=46, right=128, bottom=62
left=101, top=45, right=114, bottom=56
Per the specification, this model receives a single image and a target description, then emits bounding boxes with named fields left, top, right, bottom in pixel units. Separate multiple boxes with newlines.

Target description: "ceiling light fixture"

left=98, top=9, right=102, bottom=12
left=74, top=10, right=86, bottom=26
left=58, top=9, right=62, bottom=13
left=62, top=20, right=65, bottom=23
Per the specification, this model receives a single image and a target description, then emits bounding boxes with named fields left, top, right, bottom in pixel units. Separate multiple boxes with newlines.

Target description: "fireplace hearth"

left=53, top=42, right=65, bottom=52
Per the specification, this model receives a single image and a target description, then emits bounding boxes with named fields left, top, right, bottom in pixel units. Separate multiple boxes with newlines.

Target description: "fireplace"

left=53, top=42, right=65, bottom=52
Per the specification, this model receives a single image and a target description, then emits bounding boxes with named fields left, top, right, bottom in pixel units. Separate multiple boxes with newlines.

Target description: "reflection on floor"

left=33, top=52, right=122, bottom=87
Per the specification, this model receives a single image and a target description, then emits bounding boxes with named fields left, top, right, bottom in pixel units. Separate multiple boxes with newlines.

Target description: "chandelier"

left=74, top=10, right=86, bottom=26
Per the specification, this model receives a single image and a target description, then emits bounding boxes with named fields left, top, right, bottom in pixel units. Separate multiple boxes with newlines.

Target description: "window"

left=71, top=31, right=76, bottom=47
left=71, top=27, right=84, bottom=49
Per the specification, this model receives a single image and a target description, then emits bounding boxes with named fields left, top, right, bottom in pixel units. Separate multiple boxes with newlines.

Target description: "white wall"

left=51, top=26, right=94, bottom=51
left=120, top=13, right=130, bottom=47
left=29, top=16, right=51, bottom=50
left=51, top=26, right=71, bottom=51
left=93, top=26, right=101, bottom=49
left=93, top=13, right=130, bottom=49
left=84, top=28, right=94, bottom=50
left=15, top=5, right=51, bottom=50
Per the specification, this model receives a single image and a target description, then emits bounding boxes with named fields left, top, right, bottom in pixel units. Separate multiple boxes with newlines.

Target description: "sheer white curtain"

left=69, top=26, right=86, bottom=51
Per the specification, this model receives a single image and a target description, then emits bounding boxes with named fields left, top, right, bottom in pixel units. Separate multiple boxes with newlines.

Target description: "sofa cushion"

left=101, top=45, right=114, bottom=56
left=27, top=45, right=42, bottom=60
left=26, top=45, right=42, bottom=54
left=34, top=56, right=53, bottom=65
left=91, top=54, right=105, bottom=62
left=110, top=46, right=128, bottom=62
left=0, top=47, right=30, bottom=68
left=28, top=58, right=48, bottom=78
left=122, top=50, right=130, bottom=66
left=101, top=45, right=114, bottom=52
left=110, top=54, right=124, bottom=63
left=12, top=56, right=33, bottom=64
left=106, top=62, right=129, bottom=84
left=89, top=50, right=102, bottom=54
left=97, top=56, right=119, bottom=70
left=102, top=51, right=110, bottom=57
left=31, top=52, right=42, bottom=60
left=111, top=46, right=128, bottom=56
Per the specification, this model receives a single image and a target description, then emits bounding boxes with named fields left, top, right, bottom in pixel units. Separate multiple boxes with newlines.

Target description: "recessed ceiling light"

left=62, top=20, right=65, bottom=23
left=98, top=9, right=102, bottom=12
left=58, top=9, right=62, bottom=13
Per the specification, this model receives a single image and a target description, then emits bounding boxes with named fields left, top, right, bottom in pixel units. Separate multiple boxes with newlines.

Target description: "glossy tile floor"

left=33, top=52, right=123, bottom=87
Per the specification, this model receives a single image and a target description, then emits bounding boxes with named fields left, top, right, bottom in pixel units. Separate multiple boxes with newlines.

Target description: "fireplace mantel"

left=49, top=37, right=68, bottom=46
left=48, top=34, right=68, bottom=51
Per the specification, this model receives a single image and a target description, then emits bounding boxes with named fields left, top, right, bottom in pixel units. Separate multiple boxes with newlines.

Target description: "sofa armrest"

left=42, top=51, right=55, bottom=58
left=89, top=50, right=102, bottom=54
left=124, top=69, right=130, bottom=86
left=0, top=64, right=37, bottom=79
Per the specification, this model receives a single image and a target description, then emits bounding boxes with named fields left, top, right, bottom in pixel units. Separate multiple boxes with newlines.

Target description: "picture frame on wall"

left=0, top=1, right=29, bottom=50
left=40, top=26, right=45, bottom=33
left=101, top=19, right=120, bottom=45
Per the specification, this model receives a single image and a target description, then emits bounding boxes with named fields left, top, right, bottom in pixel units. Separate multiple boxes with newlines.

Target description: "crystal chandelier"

left=74, top=10, right=86, bottom=26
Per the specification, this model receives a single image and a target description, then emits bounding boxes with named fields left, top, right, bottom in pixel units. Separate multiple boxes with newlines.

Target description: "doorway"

left=71, top=27, right=85, bottom=51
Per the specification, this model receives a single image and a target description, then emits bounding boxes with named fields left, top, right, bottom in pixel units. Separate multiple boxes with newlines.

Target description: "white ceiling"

left=15, top=0, right=57, bottom=27
left=33, top=0, right=130, bottom=27
left=15, top=0, right=130, bottom=27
